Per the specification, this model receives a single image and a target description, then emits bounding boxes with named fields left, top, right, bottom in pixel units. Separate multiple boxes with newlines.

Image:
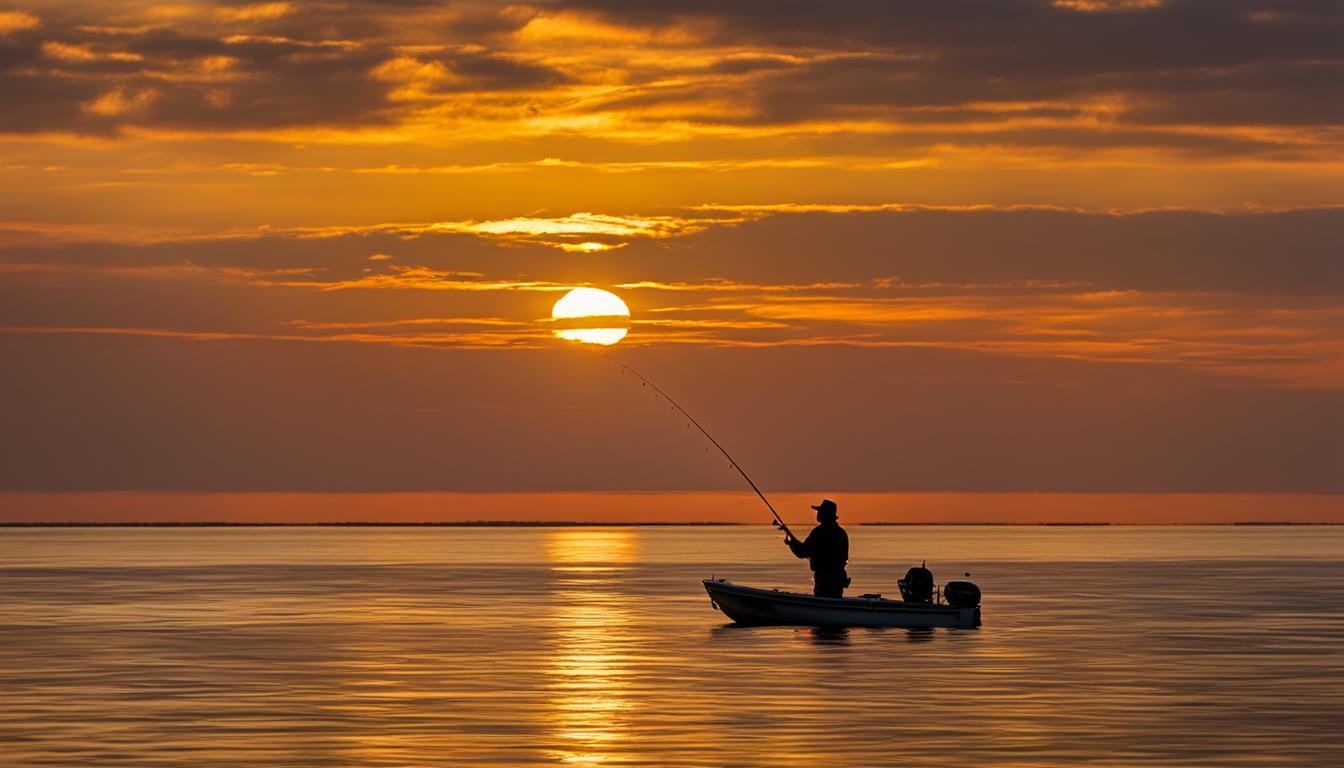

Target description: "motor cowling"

left=898, top=565, right=934, bottom=604
left=943, top=580, right=981, bottom=609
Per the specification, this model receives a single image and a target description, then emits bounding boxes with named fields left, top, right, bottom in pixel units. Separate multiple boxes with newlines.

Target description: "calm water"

left=2, top=526, right=1342, bottom=767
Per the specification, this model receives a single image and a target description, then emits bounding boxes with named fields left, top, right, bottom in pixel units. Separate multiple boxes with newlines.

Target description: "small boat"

left=703, top=578, right=981, bottom=629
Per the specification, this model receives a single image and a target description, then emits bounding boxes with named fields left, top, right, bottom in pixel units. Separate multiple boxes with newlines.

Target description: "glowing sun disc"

left=551, top=287, right=630, bottom=346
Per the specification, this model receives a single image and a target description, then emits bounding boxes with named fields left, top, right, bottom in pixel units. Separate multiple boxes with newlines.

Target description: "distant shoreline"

left=1, top=521, right=1339, bottom=528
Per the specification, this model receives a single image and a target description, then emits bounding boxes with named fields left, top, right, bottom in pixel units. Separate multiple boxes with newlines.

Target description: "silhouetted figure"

left=785, top=498, right=850, bottom=598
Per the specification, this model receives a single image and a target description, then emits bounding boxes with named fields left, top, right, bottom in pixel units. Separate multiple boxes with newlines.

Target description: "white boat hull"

left=703, top=578, right=980, bottom=629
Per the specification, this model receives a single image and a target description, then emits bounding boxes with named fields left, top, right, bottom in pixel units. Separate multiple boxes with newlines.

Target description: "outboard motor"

left=944, top=580, right=981, bottom=609
left=898, top=562, right=934, bottom=604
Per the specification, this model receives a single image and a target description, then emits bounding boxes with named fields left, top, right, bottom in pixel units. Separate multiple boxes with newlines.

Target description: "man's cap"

left=811, top=498, right=838, bottom=516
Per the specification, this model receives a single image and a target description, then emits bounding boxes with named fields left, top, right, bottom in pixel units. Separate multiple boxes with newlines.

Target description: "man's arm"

left=787, top=530, right=814, bottom=559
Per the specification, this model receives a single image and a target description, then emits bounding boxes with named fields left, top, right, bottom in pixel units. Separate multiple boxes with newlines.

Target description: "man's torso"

left=805, top=523, right=848, bottom=573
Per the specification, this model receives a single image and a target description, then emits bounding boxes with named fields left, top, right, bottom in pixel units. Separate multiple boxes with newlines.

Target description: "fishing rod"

left=594, top=350, right=796, bottom=541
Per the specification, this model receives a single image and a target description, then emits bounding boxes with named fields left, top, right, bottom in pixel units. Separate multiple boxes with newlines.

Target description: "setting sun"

left=551, top=287, right=631, bottom=346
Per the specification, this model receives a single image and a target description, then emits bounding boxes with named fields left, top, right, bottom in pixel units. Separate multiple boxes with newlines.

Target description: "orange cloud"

left=0, top=10, right=38, bottom=34
left=1052, top=0, right=1163, bottom=11
left=617, top=280, right=861, bottom=293
left=82, top=88, right=157, bottom=116
left=269, top=266, right=574, bottom=293
left=212, top=3, right=293, bottom=22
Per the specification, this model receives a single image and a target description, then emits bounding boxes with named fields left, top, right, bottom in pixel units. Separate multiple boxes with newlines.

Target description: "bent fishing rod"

left=595, top=350, right=797, bottom=541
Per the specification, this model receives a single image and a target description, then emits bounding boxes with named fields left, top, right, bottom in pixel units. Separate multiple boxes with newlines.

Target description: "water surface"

left=2, top=526, right=1341, bottom=766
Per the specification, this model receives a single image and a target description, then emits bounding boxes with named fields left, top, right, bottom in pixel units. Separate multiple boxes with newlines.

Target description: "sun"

left=551, top=287, right=630, bottom=345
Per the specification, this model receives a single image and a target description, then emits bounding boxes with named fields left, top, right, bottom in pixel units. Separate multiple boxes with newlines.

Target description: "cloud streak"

left=3, top=206, right=1340, bottom=386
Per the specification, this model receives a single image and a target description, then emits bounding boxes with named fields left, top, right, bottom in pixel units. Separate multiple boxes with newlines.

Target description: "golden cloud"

left=0, top=10, right=38, bottom=34
left=213, top=3, right=294, bottom=22
left=1052, top=0, right=1164, bottom=11
left=408, top=212, right=724, bottom=250
left=82, top=88, right=157, bottom=116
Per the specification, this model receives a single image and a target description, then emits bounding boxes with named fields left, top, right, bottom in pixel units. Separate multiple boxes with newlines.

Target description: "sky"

left=1, top=0, right=1341, bottom=521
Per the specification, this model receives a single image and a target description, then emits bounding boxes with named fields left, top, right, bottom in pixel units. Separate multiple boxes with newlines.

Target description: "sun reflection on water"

left=544, top=529, right=640, bottom=765
left=545, top=528, right=638, bottom=571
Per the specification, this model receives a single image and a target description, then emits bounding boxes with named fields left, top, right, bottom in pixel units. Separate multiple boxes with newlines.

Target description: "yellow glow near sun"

left=551, top=287, right=630, bottom=345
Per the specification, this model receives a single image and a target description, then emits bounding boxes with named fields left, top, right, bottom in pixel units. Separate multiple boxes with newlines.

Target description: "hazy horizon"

left=3, top=491, right=1340, bottom=526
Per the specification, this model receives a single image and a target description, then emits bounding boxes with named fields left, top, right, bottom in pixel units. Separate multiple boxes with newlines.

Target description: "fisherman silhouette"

left=784, top=498, right=850, bottom=598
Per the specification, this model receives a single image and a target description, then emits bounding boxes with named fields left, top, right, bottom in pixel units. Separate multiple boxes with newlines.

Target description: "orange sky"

left=1, top=1, right=1341, bottom=520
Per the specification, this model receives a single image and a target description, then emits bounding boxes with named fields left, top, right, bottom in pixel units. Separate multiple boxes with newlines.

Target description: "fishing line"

left=592, top=349, right=791, bottom=534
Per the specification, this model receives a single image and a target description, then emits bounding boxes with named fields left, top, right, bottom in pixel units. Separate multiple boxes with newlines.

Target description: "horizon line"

left=3, top=521, right=1341, bottom=528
